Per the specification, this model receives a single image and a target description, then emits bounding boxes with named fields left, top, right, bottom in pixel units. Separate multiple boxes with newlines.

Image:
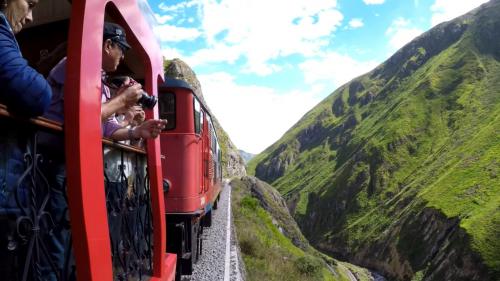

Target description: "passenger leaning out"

left=45, top=21, right=166, bottom=140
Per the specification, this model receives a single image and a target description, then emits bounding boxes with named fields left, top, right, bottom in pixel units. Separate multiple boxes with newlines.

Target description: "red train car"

left=158, top=79, right=223, bottom=278
left=0, top=0, right=176, bottom=280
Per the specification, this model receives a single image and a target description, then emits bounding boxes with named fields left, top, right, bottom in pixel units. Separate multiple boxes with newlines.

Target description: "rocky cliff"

left=248, top=1, right=500, bottom=280
left=164, top=58, right=246, bottom=178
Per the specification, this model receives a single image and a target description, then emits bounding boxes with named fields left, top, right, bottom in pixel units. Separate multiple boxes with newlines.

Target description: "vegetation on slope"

left=231, top=177, right=374, bottom=281
left=248, top=1, right=500, bottom=280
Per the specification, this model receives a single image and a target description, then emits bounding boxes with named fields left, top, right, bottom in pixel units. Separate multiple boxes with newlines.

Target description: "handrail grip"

left=0, top=104, right=63, bottom=133
left=1, top=104, right=147, bottom=155
left=102, top=138, right=147, bottom=155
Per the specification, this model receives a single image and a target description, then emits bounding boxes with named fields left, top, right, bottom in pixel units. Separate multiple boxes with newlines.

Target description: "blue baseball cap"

left=103, top=22, right=131, bottom=50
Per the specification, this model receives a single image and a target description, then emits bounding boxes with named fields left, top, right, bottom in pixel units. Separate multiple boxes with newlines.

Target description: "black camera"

left=138, top=92, right=157, bottom=109
left=108, top=76, right=157, bottom=109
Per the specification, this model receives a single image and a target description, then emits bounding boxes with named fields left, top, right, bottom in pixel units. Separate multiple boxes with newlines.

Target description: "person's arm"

left=0, top=22, right=52, bottom=116
left=101, top=84, right=142, bottom=122
left=109, top=119, right=167, bottom=141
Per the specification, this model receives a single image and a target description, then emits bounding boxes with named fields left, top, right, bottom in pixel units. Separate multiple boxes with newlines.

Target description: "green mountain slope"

left=231, top=176, right=375, bottom=281
left=248, top=1, right=500, bottom=280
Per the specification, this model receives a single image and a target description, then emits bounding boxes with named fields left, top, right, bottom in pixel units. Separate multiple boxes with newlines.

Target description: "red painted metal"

left=64, top=1, right=175, bottom=280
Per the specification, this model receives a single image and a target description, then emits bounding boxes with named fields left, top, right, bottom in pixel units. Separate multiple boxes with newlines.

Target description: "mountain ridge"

left=248, top=1, right=500, bottom=280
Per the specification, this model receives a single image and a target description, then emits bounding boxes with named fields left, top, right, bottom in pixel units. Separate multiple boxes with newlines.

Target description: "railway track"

left=182, top=183, right=243, bottom=281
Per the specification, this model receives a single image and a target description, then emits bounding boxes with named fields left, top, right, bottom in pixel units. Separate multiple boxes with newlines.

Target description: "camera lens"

left=138, top=92, right=157, bottom=109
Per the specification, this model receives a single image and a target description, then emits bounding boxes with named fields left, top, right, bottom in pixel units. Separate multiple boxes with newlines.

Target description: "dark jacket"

left=0, top=12, right=52, bottom=117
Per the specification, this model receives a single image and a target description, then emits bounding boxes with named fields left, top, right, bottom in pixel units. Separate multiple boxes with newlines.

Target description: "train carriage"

left=0, top=0, right=177, bottom=280
left=158, top=79, right=223, bottom=279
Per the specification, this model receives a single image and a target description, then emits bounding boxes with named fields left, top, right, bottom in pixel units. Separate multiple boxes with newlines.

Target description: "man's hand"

left=101, top=83, right=143, bottom=122
left=132, top=119, right=167, bottom=139
left=118, top=83, right=142, bottom=108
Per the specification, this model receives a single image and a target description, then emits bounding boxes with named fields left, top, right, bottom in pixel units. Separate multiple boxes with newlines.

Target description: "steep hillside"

left=239, top=150, right=256, bottom=163
left=231, top=176, right=376, bottom=281
left=248, top=1, right=500, bottom=281
left=164, top=59, right=246, bottom=177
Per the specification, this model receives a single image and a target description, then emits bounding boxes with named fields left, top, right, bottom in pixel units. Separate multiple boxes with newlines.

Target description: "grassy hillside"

left=248, top=1, right=500, bottom=280
left=231, top=177, right=375, bottom=281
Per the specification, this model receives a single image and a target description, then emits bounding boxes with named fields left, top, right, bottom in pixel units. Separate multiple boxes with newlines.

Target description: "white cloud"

left=363, top=0, right=385, bottom=5
left=300, top=51, right=379, bottom=88
left=196, top=0, right=343, bottom=75
left=161, top=47, right=184, bottom=60
left=241, top=63, right=283, bottom=76
left=182, top=43, right=242, bottom=66
left=385, top=17, right=424, bottom=50
left=348, top=18, right=364, bottom=29
left=153, top=24, right=201, bottom=42
left=154, top=13, right=173, bottom=24
left=198, top=72, right=323, bottom=154
left=158, top=0, right=200, bottom=12
left=430, top=0, right=489, bottom=26
left=155, top=0, right=344, bottom=75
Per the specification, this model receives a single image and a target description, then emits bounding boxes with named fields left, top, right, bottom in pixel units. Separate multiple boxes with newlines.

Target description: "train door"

left=65, top=1, right=177, bottom=280
left=194, top=97, right=204, bottom=197
left=202, top=110, right=210, bottom=199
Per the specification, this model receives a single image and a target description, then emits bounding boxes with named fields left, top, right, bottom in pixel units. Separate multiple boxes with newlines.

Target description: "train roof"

left=161, top=78, right=195, bottom=92
left=160, top=78, right=217, bottom=121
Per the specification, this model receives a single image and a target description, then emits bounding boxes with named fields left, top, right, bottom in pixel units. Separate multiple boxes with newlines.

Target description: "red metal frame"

left=64, top=1, right=175, bottom=280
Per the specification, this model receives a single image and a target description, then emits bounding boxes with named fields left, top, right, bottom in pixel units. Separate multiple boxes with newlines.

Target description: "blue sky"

left=146, top=0, right=488, bottom=154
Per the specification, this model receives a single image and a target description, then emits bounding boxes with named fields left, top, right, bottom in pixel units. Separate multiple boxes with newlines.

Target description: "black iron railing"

left=1, top=105, right=154, bottom=281
left=0, top=107, right=74, bottom=281
left=103, top=141, right=153, bottom=281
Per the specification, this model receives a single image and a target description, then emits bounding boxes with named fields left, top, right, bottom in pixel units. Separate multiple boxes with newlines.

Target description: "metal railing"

left=0, top=105, right=73, bottom=281
left=1, top=105, right=154, bottom=281
left=103, top=141, right=153, bottom=281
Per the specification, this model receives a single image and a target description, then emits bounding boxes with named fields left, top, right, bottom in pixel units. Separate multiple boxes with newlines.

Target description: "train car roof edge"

left=162, top=78, right=195, bottom=92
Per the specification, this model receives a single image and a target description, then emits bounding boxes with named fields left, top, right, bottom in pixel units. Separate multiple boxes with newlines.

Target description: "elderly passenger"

left=0, top=0, right=56, bottom=280
left=0, top=0, right=51, bottom=116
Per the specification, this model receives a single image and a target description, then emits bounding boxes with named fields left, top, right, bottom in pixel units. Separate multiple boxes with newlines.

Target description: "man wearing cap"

left=45, top=22, right=166, bottom=140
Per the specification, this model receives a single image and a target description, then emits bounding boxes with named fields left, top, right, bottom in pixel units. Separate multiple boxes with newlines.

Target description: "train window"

left=207, top=116, right=217, bottom=152
left=159, top=92, right=176, bottom=130
left=194, top=97, right=201, bottom=134
left=200, top=109, right=205, bottom=132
